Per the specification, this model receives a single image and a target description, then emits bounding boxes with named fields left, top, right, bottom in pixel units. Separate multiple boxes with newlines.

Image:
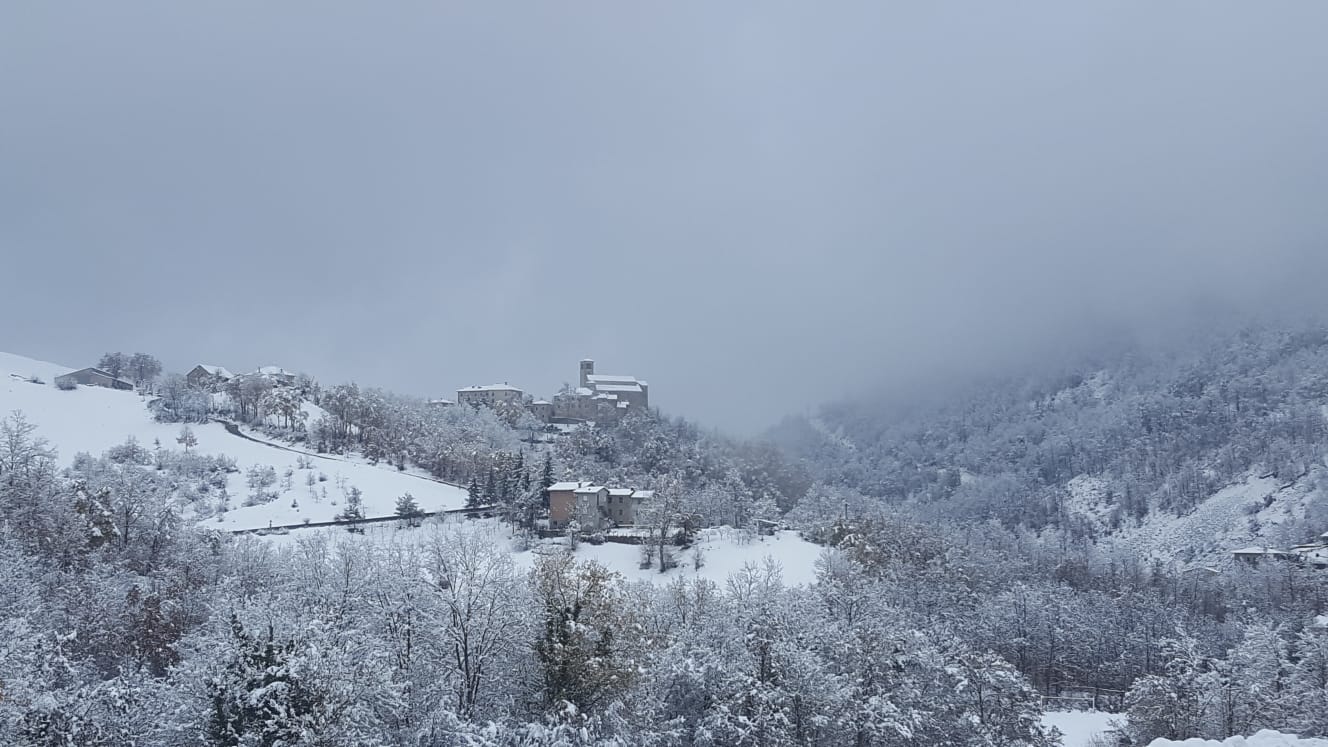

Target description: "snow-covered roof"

left=548, top=481, right=591, bottom=492
left=596, top=383, right=643, bottom=393
left=1233, top=547, right=1290, bottom=555
left=575, top=387, right=593, bottom=396
left=459, top=384, right=523, bottom=392
left=531, top=399, right=552, bottom=405
left=586, top=374, right=640, bottom=385
left=574, top=485, right=607, bottom=495
left=427, top=398, right=454, bottom=405
left=608, top=488, right=634, bottom=496
left=196, top=364, right=234, bottom=378
left=633, top=490, right=655, bottom=500
left=56, top=367, right=133, bottom=385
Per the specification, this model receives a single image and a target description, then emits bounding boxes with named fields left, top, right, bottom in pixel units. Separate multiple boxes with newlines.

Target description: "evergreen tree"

left=394, top=492, right=423, bottom=527
left=206, top=615, right=325, bottom=746
left=466, top=476, right=483, bottom=509
left=336, top=487, right=365, bottom=533
left=483, top=468, right=497, bottom=505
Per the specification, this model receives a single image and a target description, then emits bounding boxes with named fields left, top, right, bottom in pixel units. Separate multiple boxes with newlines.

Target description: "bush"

left=55, top=378, right=77, bottom=390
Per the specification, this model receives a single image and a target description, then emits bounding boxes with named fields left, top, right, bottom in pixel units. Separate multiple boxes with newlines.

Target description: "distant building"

left=550, top=359, right=649, bottom=423
left=186, top=364, right=234, bottom=389
left=580, top=359, right=648, bottom=410
left=527, top=399, right=554, bottom=422
left=457, top=383, right=524, bottom=409
left=54, top=367, right=134, bottom=391
left=427, top=398, right=455, bottom=408
left=255, top=366, right=297, bottom=386
left=1233, top=546, right=1299, bottom=566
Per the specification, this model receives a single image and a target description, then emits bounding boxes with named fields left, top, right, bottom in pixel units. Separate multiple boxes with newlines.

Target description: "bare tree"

left=97, top=351, right=127, bottom=380
left=127, top=353, right=162, bottom=390
left=424, top=526, right=525, bottom=718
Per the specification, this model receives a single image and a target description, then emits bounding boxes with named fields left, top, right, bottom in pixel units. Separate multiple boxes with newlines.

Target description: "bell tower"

left=579, top=359, right=594, bottom=388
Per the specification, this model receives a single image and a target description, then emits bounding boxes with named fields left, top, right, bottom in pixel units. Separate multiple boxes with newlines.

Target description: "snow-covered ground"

left=1042, top=710, right=1121, bottom=746
left=1147, top=731, right=1328, bottom=746
left=256, top=517, right=828, bottom=587
left=0, top=351, right=468, bottom=531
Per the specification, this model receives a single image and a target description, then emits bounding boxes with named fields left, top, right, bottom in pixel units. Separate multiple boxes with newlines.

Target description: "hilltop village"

left=447, top=358, right=649, bottom=425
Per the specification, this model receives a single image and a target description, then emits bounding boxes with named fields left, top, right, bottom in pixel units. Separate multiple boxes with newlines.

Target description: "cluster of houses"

left=547, top=481, right=655, bottom=531
left=452, top=358, right=650, bottom=425
left=185, top=364, right=298, bottom=390
left=1233, top=531, right=1328, bottom=568
left=51, top=362, right=300, bottom=394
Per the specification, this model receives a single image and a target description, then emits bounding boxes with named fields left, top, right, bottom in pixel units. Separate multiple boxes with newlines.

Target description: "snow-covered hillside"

left=1063, top=470, right=1322, bottom=565
left=2, top=351, right=827, bottom=584
left=0, top=351, right=468, bottom=531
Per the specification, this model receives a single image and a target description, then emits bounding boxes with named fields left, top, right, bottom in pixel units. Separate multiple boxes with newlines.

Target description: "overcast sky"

left=3, top=3, right=1328, bottom=433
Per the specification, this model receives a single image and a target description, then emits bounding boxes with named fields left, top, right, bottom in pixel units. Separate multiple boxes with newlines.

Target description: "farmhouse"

left=1236, top=531, right=1328, bottom=568
left=256, top=366, right=297, bottom=386
left=54, top=367, right=134, bottom=391
left=1234, top=546, right=1306, bottom=567
left=186, top=364, right=234, bottom=388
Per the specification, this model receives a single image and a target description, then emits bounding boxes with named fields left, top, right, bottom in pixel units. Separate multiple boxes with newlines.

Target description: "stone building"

left=457, top=383, right=524, bottom=409
left=186, top=364, right=234, bottom=389
left=527, top=399, right=554, bottom=422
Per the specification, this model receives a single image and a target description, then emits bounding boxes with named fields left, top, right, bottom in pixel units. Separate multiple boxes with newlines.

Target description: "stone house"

left=527, top=399, right=554, bottom=423
left=186, top=364, right=234, bottom=389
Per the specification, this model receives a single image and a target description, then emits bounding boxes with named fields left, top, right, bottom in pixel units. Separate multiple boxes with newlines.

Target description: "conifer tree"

left=394, top=492, right=423, bottom=527
left=466, top=476, right=483, bottom=509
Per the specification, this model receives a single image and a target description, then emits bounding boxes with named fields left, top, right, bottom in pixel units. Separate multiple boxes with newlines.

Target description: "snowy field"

left=0, top=351, right=468, bottom=531
left=1042, top=710, right=1121, bottom=746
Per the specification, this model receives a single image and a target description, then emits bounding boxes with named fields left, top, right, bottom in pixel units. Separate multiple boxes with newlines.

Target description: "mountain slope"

left=771, top=323, right=1328, bottom=560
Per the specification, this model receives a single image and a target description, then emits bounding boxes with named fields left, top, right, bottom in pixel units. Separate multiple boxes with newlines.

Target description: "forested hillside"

left=772, top=321, right=1328, bottom=545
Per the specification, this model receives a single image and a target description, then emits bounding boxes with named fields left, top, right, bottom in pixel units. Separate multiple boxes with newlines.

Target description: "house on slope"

left=1233, top=546, right=1299, bottom=567
left=54, top=367, right=134, bottom=391
left=186, top=364, right=234, bottom=389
